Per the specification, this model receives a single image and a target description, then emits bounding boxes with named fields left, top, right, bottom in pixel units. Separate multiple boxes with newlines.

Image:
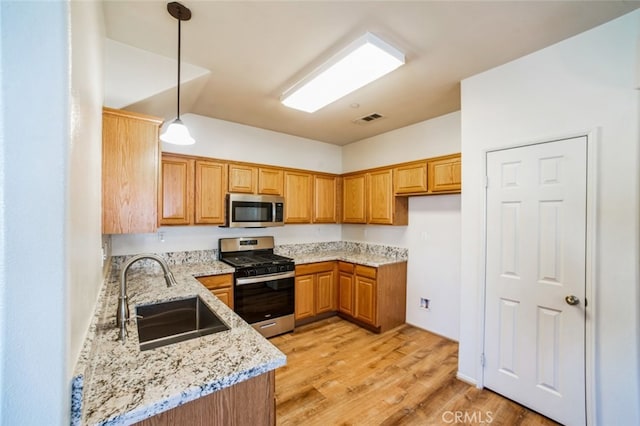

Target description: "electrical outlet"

left=420, top=297, right=430, bottom=310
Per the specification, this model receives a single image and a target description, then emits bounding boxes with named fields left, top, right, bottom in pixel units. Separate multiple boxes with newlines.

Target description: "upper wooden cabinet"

left=284, top=171, right=313, bottom=223
left=102, top=107, right=162, bottom=234
left=394, top=161, right=427, bottom=195
left=159, top=154, right=194, bottom=225
left=313, top=175, right=338, bottom=223
left=228, top=164, right=283, bottom=195
left=258, top=167, right=284, bottom=195
left=342, top=174, right=367, bottom=223
left=195, top=160, right=227, bottom=224
left=159, top=153, right=227, bottom=226
left=428, top=154, right=461, bottom=193
left=368, top=169, right=408, bottom=225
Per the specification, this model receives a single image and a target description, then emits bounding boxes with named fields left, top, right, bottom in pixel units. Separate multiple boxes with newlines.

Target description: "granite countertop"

left=290, top=250, right=407, bottom=267
left=74, top=260, right=286, bottom=426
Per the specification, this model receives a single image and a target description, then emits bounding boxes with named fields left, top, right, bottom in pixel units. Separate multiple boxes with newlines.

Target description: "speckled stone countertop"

left=73, top=260, right=286, bottom=426
left=276, top=241, right=408, bottom=267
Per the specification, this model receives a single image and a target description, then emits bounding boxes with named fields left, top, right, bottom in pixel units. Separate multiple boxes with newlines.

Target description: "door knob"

left=565, top=295, right=580, bottom=306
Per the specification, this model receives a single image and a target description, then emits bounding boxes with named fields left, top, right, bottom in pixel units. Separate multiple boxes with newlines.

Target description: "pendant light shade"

left=161, top=2, right=195, bottom=145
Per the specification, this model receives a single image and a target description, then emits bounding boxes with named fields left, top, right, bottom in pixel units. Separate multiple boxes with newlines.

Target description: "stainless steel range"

left=219, top=236, right=295, bottom=338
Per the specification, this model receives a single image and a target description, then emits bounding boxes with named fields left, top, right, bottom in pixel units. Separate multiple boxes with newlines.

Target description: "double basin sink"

left=136, top=296, right=229, bottom=351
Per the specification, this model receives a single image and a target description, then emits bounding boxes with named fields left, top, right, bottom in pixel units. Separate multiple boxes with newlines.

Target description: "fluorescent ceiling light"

left=281, top=32, right=405, bottom=113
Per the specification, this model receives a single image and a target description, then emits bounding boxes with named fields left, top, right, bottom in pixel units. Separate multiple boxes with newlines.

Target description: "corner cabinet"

left=338, top=261, right=407, bottom=333
left=159, top=153, right=227, bottom=226
left=313, top=174, right=339, bottom=223
left=368, top=169, right=408, bottom=225
left=102, top=107, right=162, bottom=234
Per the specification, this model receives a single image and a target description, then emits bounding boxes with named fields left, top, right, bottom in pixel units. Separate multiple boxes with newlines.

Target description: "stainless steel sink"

left=135, top=296, right=229, bottom=351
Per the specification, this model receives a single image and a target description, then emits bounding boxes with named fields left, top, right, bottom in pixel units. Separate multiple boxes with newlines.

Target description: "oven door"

left=234, top=272, right=295, bottom=324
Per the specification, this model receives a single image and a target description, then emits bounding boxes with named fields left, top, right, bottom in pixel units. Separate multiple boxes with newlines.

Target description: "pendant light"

left=160, top=2, right=195, bottom=145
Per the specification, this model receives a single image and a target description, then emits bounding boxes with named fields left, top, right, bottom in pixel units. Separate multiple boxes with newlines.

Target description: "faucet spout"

left=116, top=254, right=177, bottom=343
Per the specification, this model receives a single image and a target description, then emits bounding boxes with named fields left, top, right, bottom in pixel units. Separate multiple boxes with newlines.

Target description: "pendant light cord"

left=177, top=16, right=181, bottom=120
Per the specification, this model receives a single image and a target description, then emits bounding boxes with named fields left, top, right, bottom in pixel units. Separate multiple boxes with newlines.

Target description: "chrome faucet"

left=116, top=254, right=178, bottom=342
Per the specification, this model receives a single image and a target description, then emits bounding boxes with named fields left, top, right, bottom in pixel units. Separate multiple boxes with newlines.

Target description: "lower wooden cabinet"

left=338, top=261, right=407, bottom=333
left=134, top=371, right=274, bottom=426
left=294, top=262, right=337, bottom=322
left=196, top=274, right=234, bottom=309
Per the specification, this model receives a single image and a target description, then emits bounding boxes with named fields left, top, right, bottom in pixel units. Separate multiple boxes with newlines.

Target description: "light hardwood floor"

left=271, top=317, right=559, bottom=426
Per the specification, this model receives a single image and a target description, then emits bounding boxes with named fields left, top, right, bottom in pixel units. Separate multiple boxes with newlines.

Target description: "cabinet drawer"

left=197, top=274, right=233, bottom=290
left=355, top=265, right=377, bottom=279
left=296, top=261, right=335, bottom=275
left=338, top=262, right=355, bottom=273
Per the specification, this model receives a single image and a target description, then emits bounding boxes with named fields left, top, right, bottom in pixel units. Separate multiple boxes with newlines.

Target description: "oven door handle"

left=236, top=271, right=295, bottom=286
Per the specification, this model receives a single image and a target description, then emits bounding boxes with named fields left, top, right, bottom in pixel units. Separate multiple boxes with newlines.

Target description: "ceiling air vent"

left=353, top=112, right=385, bottom=125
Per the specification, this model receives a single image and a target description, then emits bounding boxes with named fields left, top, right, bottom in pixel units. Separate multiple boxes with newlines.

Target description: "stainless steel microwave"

left=223, top=194, right=285, bottom=228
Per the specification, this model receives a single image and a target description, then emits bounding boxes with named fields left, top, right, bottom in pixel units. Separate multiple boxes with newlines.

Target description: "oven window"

left=234, top=276, right=294, bottom=324
left=232, top=201, right=272, bottom=222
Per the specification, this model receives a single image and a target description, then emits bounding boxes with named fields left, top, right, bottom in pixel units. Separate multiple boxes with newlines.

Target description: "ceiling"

left=103, top=1, right=639, bottom=146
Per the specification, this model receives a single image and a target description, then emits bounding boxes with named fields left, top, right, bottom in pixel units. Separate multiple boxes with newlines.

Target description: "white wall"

left=341, top=111, right=461, bottom=340
left=459, top=10, right=640, bottom=425
left=1, top=2, right=69, bottom=424
left=111, top=114, right=343, bottom=255
left=68, top=1, right=105, bottom=378
left=0, top=2, right=104, bottom=425
left=342, top=111, right=461, bottom=173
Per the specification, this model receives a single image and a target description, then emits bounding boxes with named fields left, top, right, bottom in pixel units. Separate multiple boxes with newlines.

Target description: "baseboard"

left=456, top=371, right=478, bottom=387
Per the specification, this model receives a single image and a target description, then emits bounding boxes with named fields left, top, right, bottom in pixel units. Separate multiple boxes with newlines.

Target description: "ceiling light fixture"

left=160, top=2, right=195, bottom=145
left=281, top=32, right=405, bottom=113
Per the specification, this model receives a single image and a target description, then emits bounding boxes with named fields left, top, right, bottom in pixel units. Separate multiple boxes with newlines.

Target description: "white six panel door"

left=484, top=137, right=587, bottom=425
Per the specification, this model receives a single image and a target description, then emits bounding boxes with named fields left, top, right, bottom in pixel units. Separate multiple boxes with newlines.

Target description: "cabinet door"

left=284, top=171, right=313, bottom=223
left=295, top=274, right=315, bottom=320
left=428, top=154, right=461, bottom=192
left=159, top=154, right=194, bottom=225
left=211, top=288, right=233, bottom=309
left=313, top=175, right=338, bottom=223
left=228, top=164, right=256, bottom=193
left=315, top=270, right=336, bottom=314
left=368, top=169, right=394, bottom=225
left=394, top=162, right=427, bottom=195
left=338, top=270, right=354, bottom=316
left=354, top=275, right=377, bottom=326
left=342, top=174, right=366, bottom=223
left=258, top=167, right=284, bottom=195
left=195, top=160, right=227, bottom=224
left=102, top=108, right=162, bottom=234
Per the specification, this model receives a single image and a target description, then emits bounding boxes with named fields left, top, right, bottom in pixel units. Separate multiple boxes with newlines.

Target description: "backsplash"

left=110, top=241, right=407, bottom=273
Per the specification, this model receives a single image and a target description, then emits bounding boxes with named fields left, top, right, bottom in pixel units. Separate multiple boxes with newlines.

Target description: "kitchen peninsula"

left=72, top=241, right=407, bottom=425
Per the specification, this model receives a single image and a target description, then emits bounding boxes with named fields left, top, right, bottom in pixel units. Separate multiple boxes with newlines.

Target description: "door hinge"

left=480, top=353, right=485, bottom=367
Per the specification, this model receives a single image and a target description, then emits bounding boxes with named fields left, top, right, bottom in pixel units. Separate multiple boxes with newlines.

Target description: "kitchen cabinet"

left=394, top=161, right=427, bottom=195
left=194, top=160, right=226, bottom=224
left=159, top=153, right=227, bottom=226
left=284, top=171, right=313, bottom=223
left=134, top=371, right=274, bottom=426
left=159, top=154, right=194, bottom=225
left=295, top=262, right=337, bottom=322
left=196, top=274, right=234, bottom=309
left=368, top=168, right=408, bottom=225
left=342, top=173, right=367, bottom=223
left=313, top=174, right=339, bottom=223
left=228, top=164, right=283, bottom=195
left=427, top=153, right=461, bottom=193
left=337, top=261, right=407, bottom=333
left=338, top=262, right=355, bottom=316
left=102, top=107, right=162, bottom=234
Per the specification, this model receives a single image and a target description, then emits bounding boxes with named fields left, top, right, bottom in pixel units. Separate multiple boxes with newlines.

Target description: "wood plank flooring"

left=271, top=317, right=559, bottom=426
